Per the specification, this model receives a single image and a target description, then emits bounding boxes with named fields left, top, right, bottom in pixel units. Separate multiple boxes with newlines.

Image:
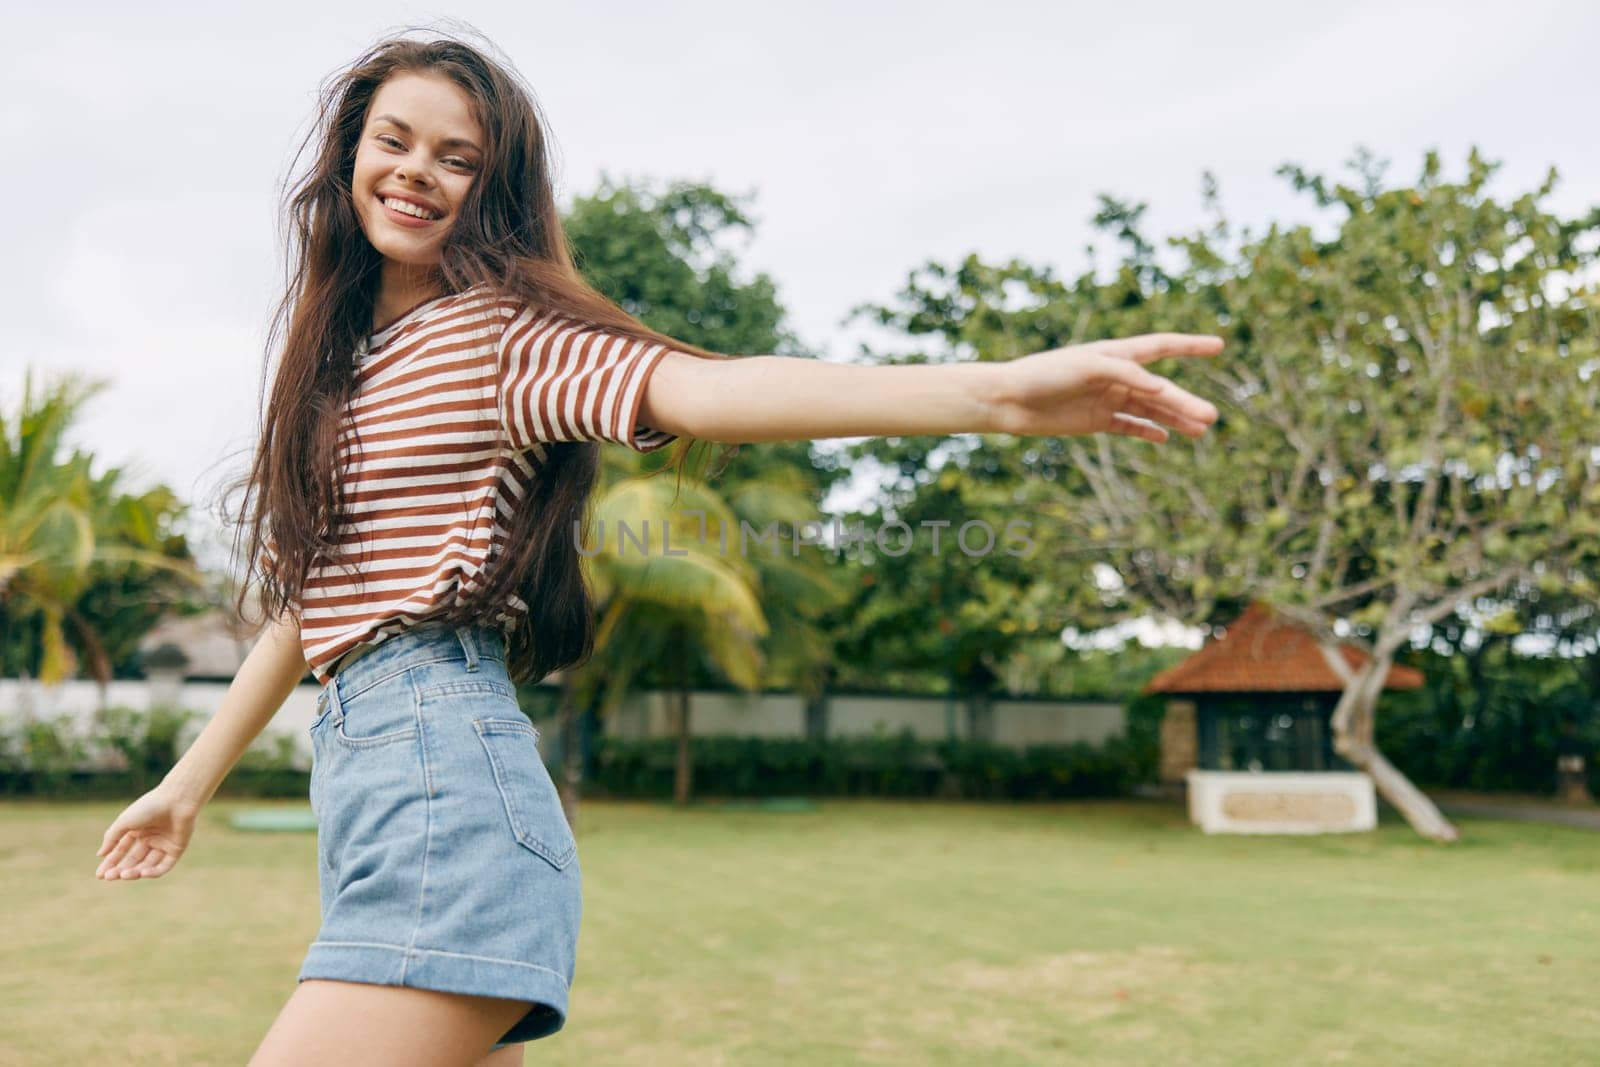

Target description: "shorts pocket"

left=331, top=676, right=419, bottom=749
left=473, top=717, right=577, bottom=871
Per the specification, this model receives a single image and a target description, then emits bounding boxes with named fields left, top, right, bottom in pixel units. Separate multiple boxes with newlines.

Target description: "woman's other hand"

left=94, top=785, right=200, bottom=881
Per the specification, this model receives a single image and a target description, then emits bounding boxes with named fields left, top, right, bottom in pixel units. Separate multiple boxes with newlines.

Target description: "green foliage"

left=2, top=717, right=90, bottom=795
left=588, top=732, right=1141, bottom=800
left=565, top=176, right=794, bottom=357
left=823, top=458, right=1080, bottom=696
left=564, top=174, right=849, bottom=501
left=1123, top=691, right=1170, bottom=781
left=1378, top=648, right=1600, bottom=795
left=564, top=176, right=851, bottom=727
left=0, top=370, right=202, bottom=683
left=847, top=147, right=1600, bottom=651
left=0, top=705, right=310, bottom=800
left=94, top=705, right=196, bottom=792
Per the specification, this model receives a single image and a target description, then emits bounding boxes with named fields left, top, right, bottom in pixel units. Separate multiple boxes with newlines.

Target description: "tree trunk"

left=556, top=673, right=581, bottom=831
left=672, top=688, right=693, bottom=806
left=1327, top=652, right=1460, bottom=843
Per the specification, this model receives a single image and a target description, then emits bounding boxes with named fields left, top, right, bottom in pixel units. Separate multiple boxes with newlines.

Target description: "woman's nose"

left=394, top=161, right=433, bottom=187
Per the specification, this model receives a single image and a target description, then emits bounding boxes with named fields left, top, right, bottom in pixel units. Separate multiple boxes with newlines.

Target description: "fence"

left=0, top=677, right=1125, bottom=774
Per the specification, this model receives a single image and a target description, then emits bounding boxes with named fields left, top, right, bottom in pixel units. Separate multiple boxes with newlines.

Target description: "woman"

left=92, top=30, right=1221, bottom=1066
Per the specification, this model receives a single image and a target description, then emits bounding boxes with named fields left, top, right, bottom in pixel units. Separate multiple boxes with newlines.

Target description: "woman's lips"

left=377, top=194, right=442, bottom=228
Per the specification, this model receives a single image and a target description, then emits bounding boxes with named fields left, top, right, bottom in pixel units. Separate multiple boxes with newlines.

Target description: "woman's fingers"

left=142, top=849, right=177, bottom=878
left=96, top=833, right=131, bottom=877
left=1090, top=356, right=1219, bottom=424
left=1129, top=378, right=1219, bottom=428
left=1108, top=413, right=1168, bottom=442
left=97, top=831, right=143, bottom=879
left=122, top=847, right=158, bottom=879
left=119, top=840, right=153, bottom=878
left=1103, top=333, right=1225, bottom=366
left=1121, top=394, right=1213, bottom=437
left=106, top=838, right=149, bottom=879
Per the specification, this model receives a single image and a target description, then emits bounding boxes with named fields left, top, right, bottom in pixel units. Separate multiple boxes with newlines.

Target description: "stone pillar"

left=1160, top=699, right=1198, bottom=784
left=1557, top=754, right=1593, bottom=805
left=143, top=643, right=190, bottom=712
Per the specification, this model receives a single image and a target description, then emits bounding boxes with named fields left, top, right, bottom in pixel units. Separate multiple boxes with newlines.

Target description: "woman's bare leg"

left=248, top=979, right=532, bottom=1067
left=475, top=1045, right=526, bottom=1066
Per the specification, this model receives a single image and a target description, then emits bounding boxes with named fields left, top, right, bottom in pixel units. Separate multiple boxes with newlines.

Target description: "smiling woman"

left=87, top=24, right=1221, bottom=1067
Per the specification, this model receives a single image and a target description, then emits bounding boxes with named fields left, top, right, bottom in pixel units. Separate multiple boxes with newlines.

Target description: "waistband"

left=325, top=620, right=507, bottom=694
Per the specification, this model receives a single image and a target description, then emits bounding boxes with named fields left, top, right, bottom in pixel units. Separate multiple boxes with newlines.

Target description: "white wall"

left=607, top=690, right=1124, bottom=748
left=1, top=679, right=1126, bottom=775
left=0, top=677, right=326, bottom=771
left=993, top=700, right=1123, bottom=747
left=608, top=689, right=808, bottom=739
left=828, top=695, right=957, bottom=741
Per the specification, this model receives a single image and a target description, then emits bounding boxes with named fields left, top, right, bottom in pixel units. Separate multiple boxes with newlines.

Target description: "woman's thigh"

left=247, top=978, right=532, bottom=1067
left=479, top=1045, right=526, bottom=1067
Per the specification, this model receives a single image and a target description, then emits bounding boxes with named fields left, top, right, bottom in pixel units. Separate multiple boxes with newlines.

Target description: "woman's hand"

left=989, top=333, right=1224, bottom=442
left=94, top=785, right=200, bottom=881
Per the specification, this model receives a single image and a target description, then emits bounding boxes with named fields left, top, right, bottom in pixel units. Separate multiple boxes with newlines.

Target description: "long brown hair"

left=231, top=27, right=731, bottom=684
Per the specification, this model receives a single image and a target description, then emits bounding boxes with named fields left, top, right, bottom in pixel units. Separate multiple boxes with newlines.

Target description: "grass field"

left=2, top=796, right=1597, bottom=1065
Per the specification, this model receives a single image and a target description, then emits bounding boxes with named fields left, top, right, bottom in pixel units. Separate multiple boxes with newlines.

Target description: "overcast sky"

left=5, top=0, right=1595, bottom=592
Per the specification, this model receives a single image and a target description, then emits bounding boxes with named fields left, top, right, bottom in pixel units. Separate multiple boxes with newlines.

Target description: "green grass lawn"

left=2, top=796, right=1597, bottom=1065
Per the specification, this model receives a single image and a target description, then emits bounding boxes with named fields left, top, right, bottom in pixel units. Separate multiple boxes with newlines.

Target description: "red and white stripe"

left=262, top=284, right=681, bottom=683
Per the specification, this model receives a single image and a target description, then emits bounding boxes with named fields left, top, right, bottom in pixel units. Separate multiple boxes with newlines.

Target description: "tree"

left=0, top=370, right=200, bottom=716
left=851, top=148, right=1600, bottom=841
left=821, top=460, right=1071, bottom=721
left=580, top=461, right=766, bottom=801
left=560, top=177, right=848, bottom=808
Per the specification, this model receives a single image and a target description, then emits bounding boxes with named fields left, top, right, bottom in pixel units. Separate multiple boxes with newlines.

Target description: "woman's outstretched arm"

left=95, top=610, right=311, bottom=881
left=158, top=610, right=312, bottom=811
left=638, top=333, right=1224, bottom=445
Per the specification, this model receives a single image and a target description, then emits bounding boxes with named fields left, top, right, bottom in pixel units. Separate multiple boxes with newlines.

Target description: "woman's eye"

left=374, top=134, right=472, bottom=170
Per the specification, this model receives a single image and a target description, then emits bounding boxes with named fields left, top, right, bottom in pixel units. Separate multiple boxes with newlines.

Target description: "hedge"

left=585, top=733, right=1143, bottom=800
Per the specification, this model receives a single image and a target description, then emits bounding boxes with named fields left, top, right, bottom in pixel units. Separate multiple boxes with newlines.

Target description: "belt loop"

left=327, top=672, right=346, bottom=722
left=457, top=626, right=480, bottom=672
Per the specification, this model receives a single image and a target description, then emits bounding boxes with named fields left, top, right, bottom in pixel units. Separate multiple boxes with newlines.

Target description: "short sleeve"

left=497, top=306, right=682, bottom=453
left=260, top=531, right=281, bottom=580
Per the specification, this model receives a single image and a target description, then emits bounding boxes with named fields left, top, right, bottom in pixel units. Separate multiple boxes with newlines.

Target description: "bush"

left=0, top=716, right=92, bottom=796
left=96, top=705, right=197, bottom=792
left=1376, top=651, right=1600, bottom=797
left=587, top=731, right=1141, bottom=801
left=0, top=705, right=307, bottom=800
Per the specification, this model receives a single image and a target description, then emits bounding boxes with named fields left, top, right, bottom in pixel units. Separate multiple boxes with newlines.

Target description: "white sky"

left=4, top=0, right=1596, bottom=593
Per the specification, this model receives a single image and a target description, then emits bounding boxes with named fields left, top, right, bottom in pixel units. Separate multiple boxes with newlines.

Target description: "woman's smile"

left=376, top=192, right=444, bottom=227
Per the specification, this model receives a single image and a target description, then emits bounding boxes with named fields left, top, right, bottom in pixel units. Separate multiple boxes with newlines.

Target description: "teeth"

left=382, top=196, right=440, bottom=220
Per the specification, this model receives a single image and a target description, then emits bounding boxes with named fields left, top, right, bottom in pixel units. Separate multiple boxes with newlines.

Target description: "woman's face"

left=351, top=71, right=485, bottom=268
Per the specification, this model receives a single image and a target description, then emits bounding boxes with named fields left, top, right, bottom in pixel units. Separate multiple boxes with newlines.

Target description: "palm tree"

left=567, top=445, right=847, bottom=808
left=576, top=455, right=766, bottom=807
left=717, top=460, right=851, bottom=704
left=0, top=369, right=201, bottom=716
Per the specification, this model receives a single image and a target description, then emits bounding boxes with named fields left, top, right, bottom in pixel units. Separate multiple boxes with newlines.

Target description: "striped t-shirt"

left=264, top=283, right=683, bottom=684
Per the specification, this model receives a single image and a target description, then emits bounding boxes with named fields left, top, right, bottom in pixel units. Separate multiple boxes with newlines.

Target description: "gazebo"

left=1144, top=602, right=1425, bottom=834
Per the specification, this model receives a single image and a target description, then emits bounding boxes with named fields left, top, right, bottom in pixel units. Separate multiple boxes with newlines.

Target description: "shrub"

left=587, top=731, right=1141, bottom=801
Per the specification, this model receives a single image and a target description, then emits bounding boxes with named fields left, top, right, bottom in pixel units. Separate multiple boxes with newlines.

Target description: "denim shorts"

left=297, top=620, right=581, bottom=1049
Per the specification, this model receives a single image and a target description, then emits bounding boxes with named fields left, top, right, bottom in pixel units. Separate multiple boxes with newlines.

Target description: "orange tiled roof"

left=1143, top=602, right=1425, bottom=694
